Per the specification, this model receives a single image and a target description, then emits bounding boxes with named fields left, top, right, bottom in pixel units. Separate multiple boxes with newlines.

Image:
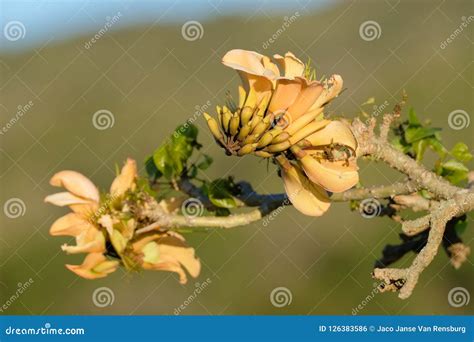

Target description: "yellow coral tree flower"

left=205, top=49, right=358, bottom=216
left=205, top=49, right=346, bottom=159
left=45, top=158, right=202, bottom=282
left=66, top=252, right=119, bottom=280
left=293, top=120, right=359, bottom=193
left=132, top=231, right=201, bottom=284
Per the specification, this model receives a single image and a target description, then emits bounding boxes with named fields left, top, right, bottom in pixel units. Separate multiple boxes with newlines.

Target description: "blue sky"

left=0, top=0, right=332, bottom=53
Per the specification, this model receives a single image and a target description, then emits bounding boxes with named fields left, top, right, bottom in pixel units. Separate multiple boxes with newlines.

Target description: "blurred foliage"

left=392, top=107, right=472, bottom=185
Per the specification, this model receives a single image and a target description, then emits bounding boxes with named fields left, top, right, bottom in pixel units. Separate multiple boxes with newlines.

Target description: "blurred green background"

left=0, top=0, right=473, bottom=315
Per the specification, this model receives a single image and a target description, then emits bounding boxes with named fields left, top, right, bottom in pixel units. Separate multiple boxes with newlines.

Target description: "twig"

left=331, top=181, right=418, bottom=201
left=138, top=112, right=473, bottom=299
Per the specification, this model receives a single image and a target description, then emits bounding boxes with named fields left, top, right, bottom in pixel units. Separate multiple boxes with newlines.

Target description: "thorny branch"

left=138, top=110, right=473, bottom=299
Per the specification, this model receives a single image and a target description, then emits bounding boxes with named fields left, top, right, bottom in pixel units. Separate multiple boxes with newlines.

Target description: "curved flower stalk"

left=204, top=49, right=358, bottom=216
left=45, top=158, right=200, bottom=282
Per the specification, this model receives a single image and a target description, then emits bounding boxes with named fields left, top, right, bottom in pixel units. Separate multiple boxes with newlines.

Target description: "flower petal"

left=44, top=192, right=92, bottom=206
left=49, top=213, right=93, bottom=237
left=306, top=120, right=357, bottom=151
left=280, top=162, right=331, bottom=216
left=44, top=192, right=98, bottom=214
left=287, top=81, right=324, bottom=120
left=274, top=52, right=305, bottom=79
left=158, top=243, right=201, bottom=278
left=110, top=158, right=137, bottom=197
left=65, top=253, right=118, bottom=279
left=309, top=74, right=343, bottom=111
left=222, top=49, right=278, bottom=79
left=299, top=156, right=359, bottom=193
left=222, top=49, right=275, bottom=102
left=268, top=78, right=304, bottom=116
left=61, top=226, right=105, bottom=254
left=50, top=171, right=99, bottom=203
left=133, top=232, right=201, bottom=284
left=151, top=260, right=189, bottom=284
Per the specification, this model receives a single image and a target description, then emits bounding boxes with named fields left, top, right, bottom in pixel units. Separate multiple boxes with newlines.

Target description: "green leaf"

left=197, top=154, right=213, bottom=170
left=450, top=142, right=472, bottom=163
left=413, top=139, right=428, bottom=162
left=408, top=107, right=421, bottom=126
left=203, top=178, right=238, bottom=209
left=145, top=155, right=162, bottom=180
left=188, top=164, right=198, bottom=178
left=170, top=134, right=193, bottom=174
left=419, top=189, right=432, bottom=199
left=215, top=207, right=231, bottom=216
left=150, top=124, right=202, bottom=180
left=405, top=127, right=441, bottom=143
left=439, top=159, right=469, bottom=184
left=153, top=143, right=174, bottom=179
left=209, top=196, right=237, bottom=209
left=391, top=136, right=411, bottom=154
left=427, top=137, right=447, bottom=158
left=177, top=123, right=198, bottom=141
left=441, top=159, right=469, bottom=172
left=444, top=171, right=468, bottom=184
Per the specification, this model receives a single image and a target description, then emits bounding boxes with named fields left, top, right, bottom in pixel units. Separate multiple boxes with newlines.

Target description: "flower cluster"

left=45, top=159, right=200, bottom=282
left=204, top=49, right=359, bottom=216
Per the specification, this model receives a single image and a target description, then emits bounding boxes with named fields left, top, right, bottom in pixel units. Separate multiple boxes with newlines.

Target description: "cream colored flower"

left=294, top=120, right=359, bottom=193
left=276, top=121, right=358, bottom=215
left=110, top=158, right=137, bottom=197
left=206, top=50, right=346, bottom=159
left=133, top=231, right=201, bottom=284
left=45, top=170, right=105, bottom=255
left=66, top=253, right=119, bottom=280
left=222, top=49, right=343, bottom=125
left=45, top=158, right=138, bottom=279
left=44, top=170, right=100, bottom=214
left=206, top=49, right=359, bottom=216
left=278, top=158, right=330, bottom=216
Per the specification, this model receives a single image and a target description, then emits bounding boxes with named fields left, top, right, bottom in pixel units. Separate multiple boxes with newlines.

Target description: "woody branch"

left=137, top=113, right=473, bottom=299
